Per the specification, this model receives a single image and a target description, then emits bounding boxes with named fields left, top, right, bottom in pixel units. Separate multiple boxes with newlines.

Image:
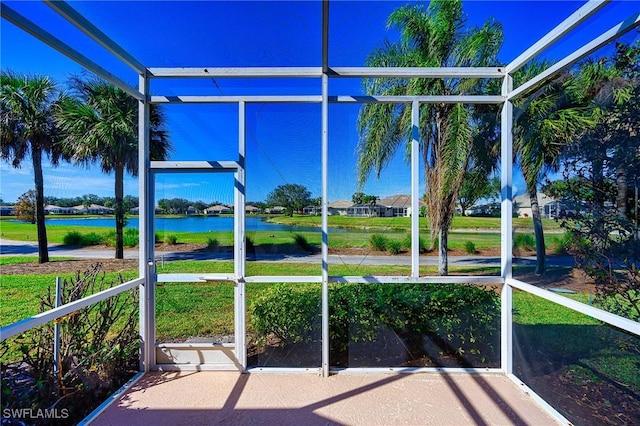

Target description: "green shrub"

left=385, top=239, right=403, bottom=255
left=0, top=264, right=138, bottom=424
left=251, top=283, right=320, bottom=345
left=401, top=233, right=427, bottom=252
left=123, top=228, right=139, bottom=247
left=103, top=228, right=139, bottom=247
left=514, top=233, right=535, bottom=251
left=251, top=282, right=500, bottom=365
left=464, top=241, right=477, bottom=254
left=206, top=237, right=219, bottom=251
left=369, top=234, right=388, bottom=251
left=551, top=231, right=582, bottom=255
left=63, top=230, right=84, bottom=246
left=164, top=234, right=178, bottom=245
left=81, top=232, right=104, bottom=246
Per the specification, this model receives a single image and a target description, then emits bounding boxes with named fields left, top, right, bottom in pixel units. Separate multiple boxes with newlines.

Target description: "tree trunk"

left=115, top=165, right=125, bottom=259
left=616, top=165, right=628, bottom=217
left=438, top=226, right=448, bottom=276
left=529, top=186, right=545, bottom=275
left=32, top=148, right=49, bottom=263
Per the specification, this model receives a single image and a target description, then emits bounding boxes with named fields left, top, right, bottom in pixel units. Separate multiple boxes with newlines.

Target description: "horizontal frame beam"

left=149, top=160, right=239, bottom=172
left=44, top=0, right=146, bottom=75
left=329, top=67, right=505, bottom=78
left=0, top=278, right=143, bottom=341
left=150, top=95, right=504, bottom=105
left=149, top=67, right=322, bottom=78
left=156, top=273, right=236, bottom=283
left=156, top=274, right=503, bottom=285
left=331, top=95, right=505, bottom=104
left=506, top=0, right=610, bottom=73
left=509, top=12, right=640, bottom=101
left=150, top=95, right=322, bottom=104
left=330, top=276, right=503, bottom=284
left=0, top=4, right=142, bottom=101
left=147, top=67, right=505, bottom=79
left=507, top=278, right=640, bottom=336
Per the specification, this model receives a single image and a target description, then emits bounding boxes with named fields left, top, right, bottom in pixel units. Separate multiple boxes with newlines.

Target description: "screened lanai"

left=1, top=0, right=639, bottom=424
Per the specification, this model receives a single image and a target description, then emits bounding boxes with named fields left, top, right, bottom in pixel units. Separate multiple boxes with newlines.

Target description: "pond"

left=43, top=215, right=334, bottom=233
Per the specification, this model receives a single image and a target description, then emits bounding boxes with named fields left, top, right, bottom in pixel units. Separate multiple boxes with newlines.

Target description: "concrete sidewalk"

left=92, top=371, right=558, bottom=425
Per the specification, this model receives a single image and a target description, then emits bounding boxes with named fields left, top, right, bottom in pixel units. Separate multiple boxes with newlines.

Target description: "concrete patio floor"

left=91, top=371, right=559, bottom=425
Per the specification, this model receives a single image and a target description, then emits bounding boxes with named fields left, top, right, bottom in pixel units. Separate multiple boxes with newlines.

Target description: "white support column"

left=411, top=101, right=420, bottom=278
left=235, top=101, right=247, bottom=370
left=500, top=75, right=514, bottom=374
left=321, top=0, right=330, bottom=378
left=138, top=73, right=155, bottom=372
left=321, top=75, right=330, bottom=378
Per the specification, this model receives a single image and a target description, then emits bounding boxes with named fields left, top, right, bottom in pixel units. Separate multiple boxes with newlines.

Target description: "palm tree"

left=512, top=62, right=595, bottom=275
left=1, top=72, right=65, bottom=263
left=356, top=0, right=503, bottom=275
left=57, top=75, right=171, bottom=259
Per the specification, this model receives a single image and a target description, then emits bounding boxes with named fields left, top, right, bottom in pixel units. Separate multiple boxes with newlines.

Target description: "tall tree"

left=57, top=75, right=171, bottom=259
left=356, top=0, right=503, bottom=275
left=265, top=184, right=311, bottom=217
left=14, top=190, right=37, bottom=224
left=1, top=72, right=65, bottom=263
left=513, top=59, right=602, bottom=275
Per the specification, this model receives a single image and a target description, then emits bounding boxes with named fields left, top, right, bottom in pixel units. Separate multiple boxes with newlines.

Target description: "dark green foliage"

left=164, top=234, right=178, bottom=245
left=265, top=184, right=311, bottom=216
left=251, top=283, right=500, bottom=365
left=105, top=228, right=139, bottom=248
left=63, top=230, right=105, bottom=246
left=252, top=284, right=320, bottom=345
left=63, top=230, right=83, bottom=246
left=402, top=233, right=428, bottom=253
left=464, top=241, right=477, bottom=254
left=369, top=233, right=388, bottom=251
left=0, top=264, right=139, bottom=424
left=514, top=233, right=535, bottom=251
left=385, top=239, right=403, bottom=255
left=206, top=237, right=219, bottom=251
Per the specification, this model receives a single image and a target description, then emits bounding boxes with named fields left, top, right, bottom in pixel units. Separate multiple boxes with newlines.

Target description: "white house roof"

left=328, top=200, right=353, bottom=209
left=206, top=205, right=232, bottom=212
left=377, top=195, right=425, bottom=208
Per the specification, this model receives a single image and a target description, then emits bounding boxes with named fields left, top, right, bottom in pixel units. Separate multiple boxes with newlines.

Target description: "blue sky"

left=1, top=0, right=638, bottom=204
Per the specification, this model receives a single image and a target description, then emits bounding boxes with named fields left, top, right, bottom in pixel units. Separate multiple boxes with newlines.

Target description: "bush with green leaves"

left=104, top=228, right=139, bottom=248
left=385, top=239, right=403, bottom=255
left=206, top=237, right=220, bottom=251
left=464, top=241, right=477, bottom=254
left=251, top=282, right=500, bottom=365
left=63, top=230, right=105, bottom=246
left=402, top=233, right=427, bottom=253
left=369, top=234, right=388, bottom=251
left=0, top=264, right=139, bottom=424
left=164, top=234, right=178, bottom=245
left=514, top=233, right=535, bottom=252
left=251, top=283, right=320, bottom=345
left=63, top=230, right=84, bottom=246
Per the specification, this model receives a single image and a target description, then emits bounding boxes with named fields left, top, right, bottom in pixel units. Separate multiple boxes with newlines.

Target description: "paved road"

left=0, top=238, right=575, bottom=267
